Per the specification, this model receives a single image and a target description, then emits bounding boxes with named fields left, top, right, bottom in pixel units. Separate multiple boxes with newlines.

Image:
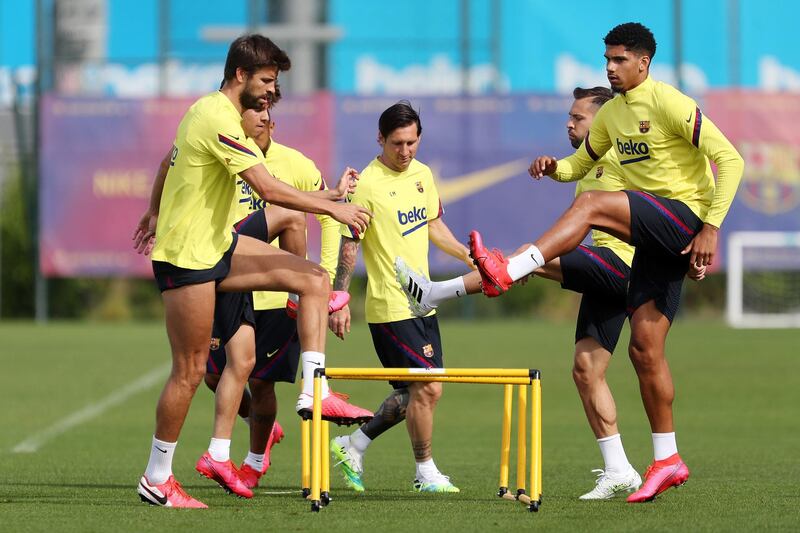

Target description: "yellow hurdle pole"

left=327, top=375, right=532, bottom=385
left=325, top=367, right=533, bottom=379
left=532, top=374, right=542, bottom=508
left=498, top=384, right=514, bottom=500
left=321, top=420, right=330, bottom=506
left=310, top=372, right=323, bottom=512
left=516, top=383, right=527, bottom=499
left=301, top=417, right=311, bottom=498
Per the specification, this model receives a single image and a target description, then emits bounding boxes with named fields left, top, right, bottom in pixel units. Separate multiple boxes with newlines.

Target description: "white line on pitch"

left=11, top=363, right=171, bottom=453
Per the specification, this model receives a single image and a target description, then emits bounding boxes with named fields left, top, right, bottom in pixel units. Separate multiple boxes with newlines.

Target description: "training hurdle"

left=302, top=367, right=542, bottom=513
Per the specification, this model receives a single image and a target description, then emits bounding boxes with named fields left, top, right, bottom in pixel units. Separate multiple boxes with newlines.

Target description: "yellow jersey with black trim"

left=152, top=91, right=264, bottom=269
left=575, top=151, right=634, bottom=266
left=341, top=158, right=442, bottom=323
left=238, top=141, right=341, bottom=311
left=553, top=76, right=743, bottom=228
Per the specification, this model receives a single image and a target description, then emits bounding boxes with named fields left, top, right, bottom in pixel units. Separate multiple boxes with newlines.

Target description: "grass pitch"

left=0, top=319, right=798, bottom=531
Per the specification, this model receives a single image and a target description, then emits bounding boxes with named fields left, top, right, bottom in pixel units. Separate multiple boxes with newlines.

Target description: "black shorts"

left=210, top=291, right=255, bottom=349
left=152, top=233, right=238, bottom=292
left=207, top=309, right=300, bottom=382
left=368, top=316, right=444, bottom=389
left=234, top=209, right=269, bottom=241
left=625, top=190, right=704, bottom=321
left=561, top=245, right=630, bottom=353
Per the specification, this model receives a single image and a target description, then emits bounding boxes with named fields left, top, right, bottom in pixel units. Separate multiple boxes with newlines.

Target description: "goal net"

left=727, top=232, right=800, bottom=328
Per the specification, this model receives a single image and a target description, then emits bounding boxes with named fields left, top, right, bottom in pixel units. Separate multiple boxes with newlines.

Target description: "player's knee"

left=628, top=338, right=661, bottom=372
left=286, top=209, right=306, bottom=232
left=572, top=351, right=604, bottom=386
left=418, top=382, right=442, bottom=406
left=380, top=388, right=410, bottom=423
left=172, top=354, right=207, bottom=389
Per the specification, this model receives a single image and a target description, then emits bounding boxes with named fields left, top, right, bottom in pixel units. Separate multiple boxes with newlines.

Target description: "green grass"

left=0, top=319, right=798, bottom=531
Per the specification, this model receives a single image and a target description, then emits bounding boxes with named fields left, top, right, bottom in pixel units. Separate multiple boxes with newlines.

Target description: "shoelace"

left=332, top=445, right=362, bottom=472
left=591, top=468, right=610, bottom=485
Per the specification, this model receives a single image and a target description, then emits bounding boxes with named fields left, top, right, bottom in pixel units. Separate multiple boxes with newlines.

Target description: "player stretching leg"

left=132, top=35, right=372, bottom=508
left=328, top=102, right=473, bottom=493
left=469, top=23, right=742, bottom=503
left=398, top=86, right=649, bottom=499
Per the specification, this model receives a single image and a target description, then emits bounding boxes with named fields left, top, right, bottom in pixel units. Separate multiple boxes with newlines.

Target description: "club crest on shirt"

left=639, top=120, right=650, bottom=134
left=210, top=338, right=221, bottom=351
left=416, top=181, right=424, bottom=193
left=422, top=344, right=434, bottom=358
left=595, top=166, right=604, bottom=179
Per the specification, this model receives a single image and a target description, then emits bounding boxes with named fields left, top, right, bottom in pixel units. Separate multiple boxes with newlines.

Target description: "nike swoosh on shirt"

left=434, top=159, right=529, bottom=204
left=228, top=134, right=241, bottom=140
left=685, top=113, right=692, bottom=123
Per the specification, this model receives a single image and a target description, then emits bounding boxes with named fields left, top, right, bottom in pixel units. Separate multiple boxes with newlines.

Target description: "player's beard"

left=239, top=82, right=266, bottom=111
left=570, top=137, right=582, bottom=149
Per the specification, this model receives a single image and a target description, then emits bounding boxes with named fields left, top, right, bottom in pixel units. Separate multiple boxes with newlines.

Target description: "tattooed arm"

left=329, top=237, right=360, bottom=339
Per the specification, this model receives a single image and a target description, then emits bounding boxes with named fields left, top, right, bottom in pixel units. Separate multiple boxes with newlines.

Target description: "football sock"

left=597, top=433, right=631, bottom=475
left=652, top=432, right=678, bottom=461
left=244, top=451, right=265, bottom=471
left=427, top=277, right=467, bottom=306
left=301, top=351, right=330, bottom=398
left=144, top=436, right=176, bottom=485
left=507, top=245, right=545, bottom=281
left=208, top=437, right=231, bottom=462
left=349, top=428, right=372, bottom=454
left=416, top=458, right=439, bottom=480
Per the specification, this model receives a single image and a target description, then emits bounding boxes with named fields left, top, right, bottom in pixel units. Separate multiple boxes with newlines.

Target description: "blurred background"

left=0, top=0, right=798, bottom=325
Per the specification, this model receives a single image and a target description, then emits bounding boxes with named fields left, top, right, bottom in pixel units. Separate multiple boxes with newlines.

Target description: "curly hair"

left=604, top=22, right=657, bottom=58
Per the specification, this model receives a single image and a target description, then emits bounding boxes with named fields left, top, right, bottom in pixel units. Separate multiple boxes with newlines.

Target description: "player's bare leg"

left=406, top=382, right=458, bottom=492
left=470, top=191, right=632, bottom=293
left=238, top=378, right=284, bottom=488
left=265, top=205, right=307, bottom=257
left=211, top=324, right=255, bottom=440
left=204, top=372, right=252, bottom=420
left=139, top=281, right=216, bottom=508
left=626, top=301, right=689, bottom=503
left=218, top=235, right=372, bottom=422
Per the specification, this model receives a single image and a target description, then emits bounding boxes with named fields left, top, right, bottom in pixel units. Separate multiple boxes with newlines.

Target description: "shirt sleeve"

left=302, top=163, right=341, bottom=280
left=426, top=172, right=443, bottom=221
left=553, top=107, right=612, bottom=182
left=197, top=113, right=264, bottom=176
left=660, top=90, right=744, bottom=227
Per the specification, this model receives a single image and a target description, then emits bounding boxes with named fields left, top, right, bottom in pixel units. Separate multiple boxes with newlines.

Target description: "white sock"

left=208, top=437, right=231, bottom=462
left=301, top=351, right=330, bottom=398
left=415, top=457, right=439, bottom=479
left=597, top=434, right=631, bottom=475
left=241, top=416, right=250, bottom=427
left=349, top=428, right=372, bottom=454
left=507, top=245, right=544, bottom=281
left=652, top=432, right=678, bottom=461
left=244, top=451, right=265, bottom=471
left=427, top=277, right=467, bottom=307
left=144, top=436, right=176, bottom=485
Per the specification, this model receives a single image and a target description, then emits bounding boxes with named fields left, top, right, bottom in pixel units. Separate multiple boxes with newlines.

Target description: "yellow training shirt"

left=341, top=158, right=442, bottom=323
left=573, top=151, right=634, bottom=266
left=152, top=91, right=263, bottom=268
left=553, top=76, right=744, bottom=228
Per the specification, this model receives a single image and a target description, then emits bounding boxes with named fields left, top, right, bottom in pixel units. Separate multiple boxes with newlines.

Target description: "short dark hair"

left=268, top=82, right=282, bottom=108
left=604, top=22, right=657, bottom=59
left=573, top=86, right=614, bottom=107
left=223, top=34, right=291, bottom=81
left=378, top=100, right=422, bottom=139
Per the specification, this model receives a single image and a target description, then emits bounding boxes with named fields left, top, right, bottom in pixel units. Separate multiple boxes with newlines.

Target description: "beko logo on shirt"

left=616, top=138, right=650, bottom=156
left=616, top=138, right=651, bottom=165
left=397, top=207, right=427, bottom=225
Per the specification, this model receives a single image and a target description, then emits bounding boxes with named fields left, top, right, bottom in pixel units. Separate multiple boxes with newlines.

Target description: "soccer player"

left=469, top=23, right=743, bottom=503
left=131, top=34, right=372, bottom=508
left=203, top=103, right=367, bottom=491
left=397, top=86, right=651, bottom=499
left=328, top=102, right=473, bottom=493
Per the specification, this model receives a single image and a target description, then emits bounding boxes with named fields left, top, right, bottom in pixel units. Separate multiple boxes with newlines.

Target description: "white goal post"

left=727, top=231, right=800, bottom=328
